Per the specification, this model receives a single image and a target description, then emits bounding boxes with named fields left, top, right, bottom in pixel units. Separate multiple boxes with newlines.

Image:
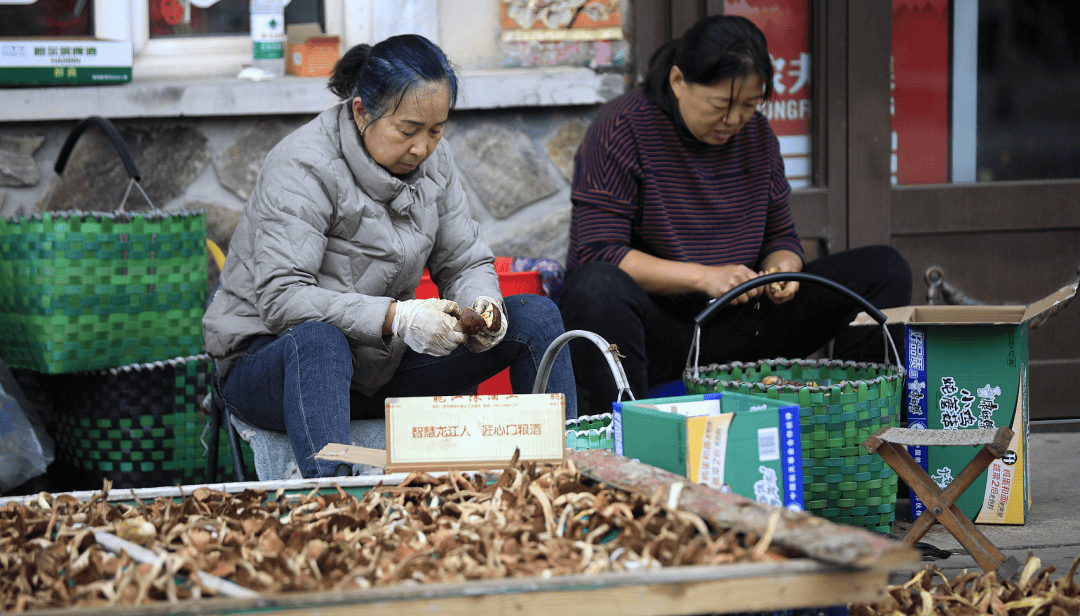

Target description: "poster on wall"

left=725, top=0, right=812, bottom=188
left=500, top=0, right=623, bottom=42
left=891, top=0, right=950, bottom=185
left=499, top=0, right=625, bottom=68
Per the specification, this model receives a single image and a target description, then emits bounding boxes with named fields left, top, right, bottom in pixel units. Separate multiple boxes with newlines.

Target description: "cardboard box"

left=854, top=284, right=1077, bottom=524
left=285, top=24, right=340, bottom=77
left=0, top=37, right=132, bottom=86
left=614, top=392, right=804, bottom=510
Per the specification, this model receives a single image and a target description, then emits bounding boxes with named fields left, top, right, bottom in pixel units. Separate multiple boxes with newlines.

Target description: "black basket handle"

left=55, top=116, right=140, bottom=180
left=694, top=271, right=888, bottom=326
left=50, top=116, right=154, bottom=212
left=686, top=271, right=899, bottom=378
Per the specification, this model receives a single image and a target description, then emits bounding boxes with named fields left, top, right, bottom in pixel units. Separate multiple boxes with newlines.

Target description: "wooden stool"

left=863, top=426, right=1021, bottom=578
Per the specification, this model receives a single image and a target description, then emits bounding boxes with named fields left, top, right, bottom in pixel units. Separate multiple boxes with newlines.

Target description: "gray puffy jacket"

left=202, top=102, right=500, bottom=395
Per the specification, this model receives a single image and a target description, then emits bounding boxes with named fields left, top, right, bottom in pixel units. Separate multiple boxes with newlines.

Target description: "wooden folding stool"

left=863, top=426, right=1022, bottom=578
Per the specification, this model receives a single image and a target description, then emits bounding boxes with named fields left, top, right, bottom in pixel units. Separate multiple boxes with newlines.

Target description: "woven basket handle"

left=532, top=329, right=634, bottom=403
left=696, top=272, right=887, bottom=326
left=686, top=272, right=899, bottom=378
left=53, top=115, right=154, bottom=212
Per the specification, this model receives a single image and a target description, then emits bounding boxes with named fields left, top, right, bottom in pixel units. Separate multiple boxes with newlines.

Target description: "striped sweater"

left=568, top=88, right=804, bottom=272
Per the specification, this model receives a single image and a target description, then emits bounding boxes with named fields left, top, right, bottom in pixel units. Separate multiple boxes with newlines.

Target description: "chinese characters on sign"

left=939, top=376, right=977, bottom=430
left=410, top=423, right=543, bottom=438
left=754, top=466, right=783, bottom=507
left=977, top=384, right=1001, bottom=429
left=726, top=0, right=812, bottom=188
left=386, top=394, right=565, bottom=468
left=986, top=462, right=1013, bottom=517
left=411, top=425, right=471, bottom=439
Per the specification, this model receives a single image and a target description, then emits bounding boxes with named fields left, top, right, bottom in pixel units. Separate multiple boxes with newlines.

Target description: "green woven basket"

left=682, top=271, right=905, bottom=533
left=0, top=116, right=207, bottom=374
left=0, top=210, right=207, bottom=374
left=53, top=354, right=254, bottom=489
left=684, top=358, right=904, bottom=533
left=565, top=413, right=615, bottom=452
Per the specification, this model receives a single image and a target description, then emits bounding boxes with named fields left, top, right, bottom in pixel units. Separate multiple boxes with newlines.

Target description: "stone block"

left=453, top=125, right=560, bottom=219
left=36, top=123, right=210, bottom=212
left=215, top=119, right=303, bottom=201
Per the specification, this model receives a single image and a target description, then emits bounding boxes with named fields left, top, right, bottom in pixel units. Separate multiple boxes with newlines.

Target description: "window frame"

left=95, top=0, right=353, bottom=80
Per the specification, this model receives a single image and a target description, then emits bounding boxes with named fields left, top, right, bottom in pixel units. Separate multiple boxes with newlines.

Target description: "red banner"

left=891, top=0, right=950, bottom=184
left=725, top=0, right=811, bottom=137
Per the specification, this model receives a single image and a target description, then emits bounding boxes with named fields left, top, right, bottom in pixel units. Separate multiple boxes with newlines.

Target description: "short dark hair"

left=643, top=14, right=774, bottom=118
left=328, top=34, right=459, bottom=129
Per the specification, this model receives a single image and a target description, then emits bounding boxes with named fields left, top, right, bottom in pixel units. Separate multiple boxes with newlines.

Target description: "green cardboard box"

left=0, top=37, right=132, bottom=86
left=613, top=392, right=804, bottom=510
left=854, top=283, right=1077, bottom=524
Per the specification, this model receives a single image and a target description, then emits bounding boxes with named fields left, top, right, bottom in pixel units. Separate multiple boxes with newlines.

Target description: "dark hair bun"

left=328, top=43, right=372, bottom=99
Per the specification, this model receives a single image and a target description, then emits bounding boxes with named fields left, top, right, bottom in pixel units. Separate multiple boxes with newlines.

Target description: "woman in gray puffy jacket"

left=202, top=35, right=577, bottom=478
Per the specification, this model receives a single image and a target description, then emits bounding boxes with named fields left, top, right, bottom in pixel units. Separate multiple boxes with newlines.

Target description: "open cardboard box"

left=286, top=23, right=340, bottom=77
left=852, top=283, right=1077, bottom=524
left=613, top=392, right=804, bottom=510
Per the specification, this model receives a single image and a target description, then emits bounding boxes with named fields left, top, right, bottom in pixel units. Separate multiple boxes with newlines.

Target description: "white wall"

left=341, top=0, right=503, bottom=70
left=438, top=0, right=504, bottom=69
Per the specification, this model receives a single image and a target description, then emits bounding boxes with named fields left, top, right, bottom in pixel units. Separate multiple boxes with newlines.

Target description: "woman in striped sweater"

left=561, top=14, right=912, bottom=415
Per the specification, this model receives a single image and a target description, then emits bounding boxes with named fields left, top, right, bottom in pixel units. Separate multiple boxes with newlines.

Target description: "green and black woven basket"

left=53, top=354, right=253, bottom=490
left=0, top=116, right=206, bottom=374
left=683, top=272, right=905, bottom=533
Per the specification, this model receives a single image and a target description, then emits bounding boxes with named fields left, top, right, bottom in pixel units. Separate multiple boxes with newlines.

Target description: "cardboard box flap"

left=852, top=283, right=1077, bottom=326
left=287, top=23, right=338, bottom=43
left=1022, top=282, right=1078, bottom=323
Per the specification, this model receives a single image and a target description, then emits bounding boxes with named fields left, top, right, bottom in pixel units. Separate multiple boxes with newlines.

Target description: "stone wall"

left=0, top=105, right=599, bottom=279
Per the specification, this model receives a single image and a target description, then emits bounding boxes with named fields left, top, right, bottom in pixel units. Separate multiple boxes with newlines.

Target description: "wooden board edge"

left=17, top=559, right=891, bottom=616
left=384, top=457, right=566, bottom=474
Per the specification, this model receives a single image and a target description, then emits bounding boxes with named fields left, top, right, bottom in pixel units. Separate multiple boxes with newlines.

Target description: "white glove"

left=465, top=296, right=508, bottom=353
left=392, top=298, right=467, bottom=356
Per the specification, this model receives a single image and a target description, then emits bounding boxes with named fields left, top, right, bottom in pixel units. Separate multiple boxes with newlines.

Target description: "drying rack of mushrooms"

left=1, top=450, right=918, bottom=616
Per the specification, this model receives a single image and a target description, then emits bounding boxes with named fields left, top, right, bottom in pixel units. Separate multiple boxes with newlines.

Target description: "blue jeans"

left=219, top=294, right=577, bottom=477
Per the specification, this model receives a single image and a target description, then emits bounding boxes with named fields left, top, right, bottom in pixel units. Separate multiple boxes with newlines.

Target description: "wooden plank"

left=0, top=474, right=414, bottom=507
left=629, top=0, right=670, bottom=81
left=670, top=0, right=705, bottom=40
left=823, top=0, right=848, bottom=251
left=93, top=532, right=263, bottom=600
left=892, top=180, right=1080, bottom=235
left=1031, top=360, right=1080, bottom=420
left=20, top=560, right=893, bottom=616
left=790, top=188, right=830, bottom=239
left=846, top=1, right=893, bottom=248
left=569, top=449, right=919, bottom=569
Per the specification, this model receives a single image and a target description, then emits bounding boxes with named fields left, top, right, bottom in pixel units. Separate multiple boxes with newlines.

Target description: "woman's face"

left=669, top=67, right=765, bottom=146
left=353, top=82, right=450, bottom=176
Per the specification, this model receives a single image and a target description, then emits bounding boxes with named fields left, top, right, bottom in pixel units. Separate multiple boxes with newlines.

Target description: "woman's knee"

left=282, top=321, right=352, bottom=365
left=865, top=245, right=913, bottom=305
left=505, top=294, right=564, bottom=339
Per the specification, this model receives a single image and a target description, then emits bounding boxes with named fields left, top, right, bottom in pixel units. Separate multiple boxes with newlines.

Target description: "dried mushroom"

left=850, top=555, right=1080, bottom=616
left=1, top=459, right=796, bottom=612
